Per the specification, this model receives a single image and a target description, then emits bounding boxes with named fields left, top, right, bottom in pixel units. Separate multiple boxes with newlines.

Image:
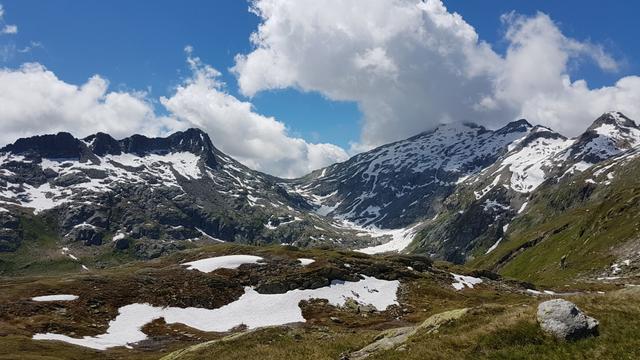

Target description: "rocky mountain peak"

left=588, top=111, right=638, bottom=131
left=569, top=112, right=640, bottom=164
left=166, top=128, right=215, bottom=154
left=496, top=119, right=533, bottom=135
left=117, top=128, right=211, bottom=155
left=83, top=132, right=121, bottom=156
left=114, top=128, right=218, bottom=168
left=517, top=125, right=566, bottom=148
left=0, top=132, right=97, bottom=163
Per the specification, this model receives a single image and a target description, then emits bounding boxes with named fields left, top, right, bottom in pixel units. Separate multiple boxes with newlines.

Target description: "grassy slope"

left=369, top=288, right=640, bottom=359
left=0, top=212, right=81, bottom=276
left=159, top=288, right=640, bottom=360
left=470, top=156, right=640, bottom=286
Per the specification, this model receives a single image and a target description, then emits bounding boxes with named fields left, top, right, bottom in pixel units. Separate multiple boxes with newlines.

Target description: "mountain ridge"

left=2, top=112, right=640, bottom=275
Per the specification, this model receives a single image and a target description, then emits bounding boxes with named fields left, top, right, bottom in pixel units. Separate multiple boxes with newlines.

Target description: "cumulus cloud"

left=161, top=48, right=348, bottom=177
left=234, top=0, right=640, bottom=149
left=0, top=63, right=181, bottom=142
left=0, top=54, right=347, bottom=178
left=485, top=12, right=638, bottom=136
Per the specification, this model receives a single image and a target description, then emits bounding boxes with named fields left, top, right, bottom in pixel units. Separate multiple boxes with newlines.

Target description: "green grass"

left=470, top=157, right=640, bottom=287
left=151, top=288, right=640, bottom=360
left=0, top=213, right=82, bottom=276
left=365, top=289, right=640, bottom=359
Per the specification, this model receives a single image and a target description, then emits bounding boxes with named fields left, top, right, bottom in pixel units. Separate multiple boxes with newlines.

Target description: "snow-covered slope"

left=290, top=120, right=533, bottom=229
left=565, top=111, right=640, bottom=165
left=3, top=112, right=639, bottom=263
left=412, top=112, right=640, bottom=263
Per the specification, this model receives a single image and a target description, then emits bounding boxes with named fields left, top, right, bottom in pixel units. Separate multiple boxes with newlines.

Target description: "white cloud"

left=234, top=0, right=640, bottom=149
left=0, top=4, right=17, bottom=35
left=0, top=57, right=347, bottom=178
left=0, top=63, right=182, bottom=143
left=1, top=24, right=17, bottom=34
left=160, top=51, right=348, bottom=177
left=18, top=41, right=43, bottom=53
left=485, top=12, right=638, bottom=136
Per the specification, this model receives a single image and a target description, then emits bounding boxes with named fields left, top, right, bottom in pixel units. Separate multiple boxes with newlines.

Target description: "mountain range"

left=2, top=111, right=640, bottom=282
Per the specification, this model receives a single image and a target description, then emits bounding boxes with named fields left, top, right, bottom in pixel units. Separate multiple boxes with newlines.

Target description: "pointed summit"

left=587, top=111, right=638, bottom=132
left=496, top=119, right=533, bottom=135
left=569, top=112, right=640, bottom=164
left=166, top=128, right=216, bottom=154
left=83, top=132, right=121, bottom=156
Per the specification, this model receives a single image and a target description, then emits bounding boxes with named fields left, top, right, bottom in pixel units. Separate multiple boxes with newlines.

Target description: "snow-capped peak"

left=568, top=112, right=640, bottom=165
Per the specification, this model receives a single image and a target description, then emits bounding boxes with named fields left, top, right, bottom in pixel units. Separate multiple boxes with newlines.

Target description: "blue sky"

left=2, top=0, right=637, bottom=149
left=0, top=1, right=639, bottom=177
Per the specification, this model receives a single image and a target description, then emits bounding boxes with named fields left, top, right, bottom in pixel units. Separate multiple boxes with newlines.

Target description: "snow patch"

left=32, top=295, right=79, bottom=302
left=33, top=276, right=399, bottom=350
left=181, top=255, right=264, bottom=273
left=451, top=273, right=483, bottom=290
left=356, top=224, right=420, bottom=254
left=485, top=238, right=502, bottom=254
left=297, top=258, right=315, bottom=266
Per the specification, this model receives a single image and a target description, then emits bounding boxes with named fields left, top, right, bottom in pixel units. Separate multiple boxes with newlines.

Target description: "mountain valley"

left=2, top=112, right=640, bottom=359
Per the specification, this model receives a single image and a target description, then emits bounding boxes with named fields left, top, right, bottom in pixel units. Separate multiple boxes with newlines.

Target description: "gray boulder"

left=537, top=299, right=599, bottom=341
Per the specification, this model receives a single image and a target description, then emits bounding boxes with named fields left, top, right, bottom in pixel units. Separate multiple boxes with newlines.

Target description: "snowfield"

left=356, top=224, right=420, bottom=254
left=33, top=276, right=400, bottom=350
left=181, top=255, right=264, bottom=273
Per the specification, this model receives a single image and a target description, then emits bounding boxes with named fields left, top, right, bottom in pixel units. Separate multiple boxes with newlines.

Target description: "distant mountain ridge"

left=2, top=111, right=640, bottom=280
left=288, top=111, right=640, bottom=274
left=0, top=128, right=379, bottom=259
left=289, top=119, right=534, bottom=229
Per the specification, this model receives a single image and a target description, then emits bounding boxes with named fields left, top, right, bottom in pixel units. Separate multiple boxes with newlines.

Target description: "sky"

left=0, top=0, right=639, bottom=177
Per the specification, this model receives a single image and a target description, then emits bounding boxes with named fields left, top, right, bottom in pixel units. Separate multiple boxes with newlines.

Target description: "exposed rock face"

left=64, top=224, right=104, bottom=246
left=537, top=299, right=599, bottom=341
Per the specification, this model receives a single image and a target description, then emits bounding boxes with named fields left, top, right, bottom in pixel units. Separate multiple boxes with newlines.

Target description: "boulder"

left=113, top=237, right=131, bottom=250
left=537, top=299, right=599, bottom=341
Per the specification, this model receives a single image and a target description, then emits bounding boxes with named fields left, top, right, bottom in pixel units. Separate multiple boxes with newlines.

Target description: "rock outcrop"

left=346, top=308, right=469, bottom=359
